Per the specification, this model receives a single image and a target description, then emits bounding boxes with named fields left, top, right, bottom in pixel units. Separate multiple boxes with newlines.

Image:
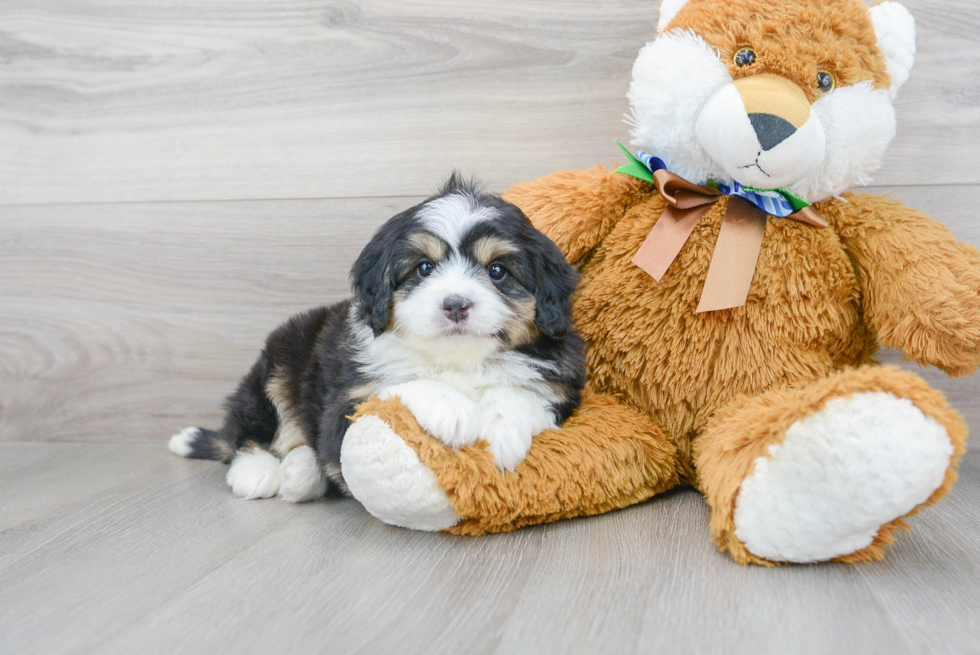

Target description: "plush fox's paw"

left=341, top=413, right=459, bottom=531
left=732, top=392, right=954, bottom=563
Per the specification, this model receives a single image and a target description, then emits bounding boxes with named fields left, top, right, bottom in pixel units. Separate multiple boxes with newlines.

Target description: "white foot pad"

left=340, top=415, right=459, bottom=531
left=279, top=445, right=328, bottom=503
left=733, top=392, right=953, bottom=563
left=226, top=449, right=281, bottom=499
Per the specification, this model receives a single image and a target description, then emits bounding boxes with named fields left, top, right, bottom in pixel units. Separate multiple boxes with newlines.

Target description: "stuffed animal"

left=339, top=0, right=979, bottom=565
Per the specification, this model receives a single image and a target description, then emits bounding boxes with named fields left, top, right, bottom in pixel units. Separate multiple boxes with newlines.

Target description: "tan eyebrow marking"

left=471, top=235, right=520, bottom=266
left=408, top=232, right=448, bottom=262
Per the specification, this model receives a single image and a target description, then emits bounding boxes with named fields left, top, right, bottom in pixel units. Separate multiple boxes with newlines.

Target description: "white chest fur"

left=351, top=318, right=557, bottom=471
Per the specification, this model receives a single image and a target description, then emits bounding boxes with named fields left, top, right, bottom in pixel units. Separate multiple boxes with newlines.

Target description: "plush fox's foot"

left=342, top=393, right=681, bottom=535
left=697, top=366, right=967, bottom=565
left=732, top=391, right=952, bottom=563
left=340, top=411, right=460, bottom=531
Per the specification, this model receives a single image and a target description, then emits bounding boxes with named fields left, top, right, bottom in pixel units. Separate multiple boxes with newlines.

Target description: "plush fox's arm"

left=504, top=165, right=650, bottom=265
left=833, top=193, right=980, bottom=377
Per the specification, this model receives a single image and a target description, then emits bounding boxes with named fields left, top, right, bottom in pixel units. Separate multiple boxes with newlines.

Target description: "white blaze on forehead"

left=417, top=193, right=498, bottom=249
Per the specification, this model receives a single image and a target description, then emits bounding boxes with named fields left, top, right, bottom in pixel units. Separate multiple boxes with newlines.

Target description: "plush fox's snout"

left=734, top=74, right=810, bottom=152
left=696, top=72, right=826, bottom=191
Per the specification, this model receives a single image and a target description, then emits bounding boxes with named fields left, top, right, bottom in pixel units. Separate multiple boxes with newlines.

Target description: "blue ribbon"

left=626, top=146, right=809, bottom=218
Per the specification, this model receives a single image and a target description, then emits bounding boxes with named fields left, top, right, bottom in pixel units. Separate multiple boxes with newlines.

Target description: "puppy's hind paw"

left=226, top=448, right=281, bottom=499
left=279, top=446, right=328, bottom=503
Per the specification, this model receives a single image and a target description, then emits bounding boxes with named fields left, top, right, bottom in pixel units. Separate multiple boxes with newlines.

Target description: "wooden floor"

left=3, top=0, right=980, bottom=653
left=1, top=445, right=979, bottom=655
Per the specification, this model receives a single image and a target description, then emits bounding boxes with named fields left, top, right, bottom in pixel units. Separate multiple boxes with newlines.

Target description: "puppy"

left=168, top=175, right=586, bottom=502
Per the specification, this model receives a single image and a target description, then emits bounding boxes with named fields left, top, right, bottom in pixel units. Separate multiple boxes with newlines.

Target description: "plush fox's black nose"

left=749, top=113, right=797, bottom=151
left=442, top=295, right=472, bottom=323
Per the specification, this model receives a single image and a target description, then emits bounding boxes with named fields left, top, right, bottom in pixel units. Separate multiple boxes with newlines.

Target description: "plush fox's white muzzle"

left=696, top=74, right=826, bottom=190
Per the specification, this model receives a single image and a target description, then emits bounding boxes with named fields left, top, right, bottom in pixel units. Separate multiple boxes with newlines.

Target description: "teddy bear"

left=338, top=0, right=979, bottom=565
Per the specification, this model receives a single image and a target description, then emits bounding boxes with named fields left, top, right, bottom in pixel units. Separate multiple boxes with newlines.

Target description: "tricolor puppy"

left=168, top=175, right=586, bottom=502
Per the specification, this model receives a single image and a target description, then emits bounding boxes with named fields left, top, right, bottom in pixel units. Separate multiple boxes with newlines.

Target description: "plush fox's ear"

left=657, top=0, right=691, bottom=32
left=869, top=1, right=917, bottom=98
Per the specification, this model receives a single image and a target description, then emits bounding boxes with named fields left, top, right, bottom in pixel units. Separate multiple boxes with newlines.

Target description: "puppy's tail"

left=168, top=427, right=236, bottom=463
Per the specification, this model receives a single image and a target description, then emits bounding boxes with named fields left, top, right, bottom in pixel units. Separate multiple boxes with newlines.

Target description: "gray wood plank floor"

left=1, top=444, right=978, bottom=655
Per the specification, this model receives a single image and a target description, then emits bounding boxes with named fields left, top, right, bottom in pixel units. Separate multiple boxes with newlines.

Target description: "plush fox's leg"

left=695, top=366, right=967, bottom=566
left=340, top=393, right=681, bottom=534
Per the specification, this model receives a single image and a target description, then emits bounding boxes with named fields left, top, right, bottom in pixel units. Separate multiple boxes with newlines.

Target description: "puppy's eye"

left=416, top=261, right=434, bottom=278
left=733, top=47, right=757, bottom=67
left=487, top=262, right=507, bottom=281
left=814, top=71, right=836, bottom=95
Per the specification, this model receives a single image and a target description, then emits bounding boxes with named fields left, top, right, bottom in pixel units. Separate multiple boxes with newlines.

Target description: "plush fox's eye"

left=734, top=47, right=757, bottom=67
left=815, top=71, right=836, bottom=95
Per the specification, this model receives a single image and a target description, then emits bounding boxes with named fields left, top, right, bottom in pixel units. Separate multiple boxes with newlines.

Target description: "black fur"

left=183, top=302, right=363, bottom=482
left=349, top=208, right=413, bottom=336
left=180, top=175, right=587, bottom=495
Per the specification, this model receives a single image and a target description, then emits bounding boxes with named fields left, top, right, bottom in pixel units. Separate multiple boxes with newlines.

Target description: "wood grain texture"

left=0, top=0, right=978, bottom=205
left=0, top=196, right=420, bottom=442
left=3, top=186, right=979, bottom=446
left=1, top=443, right=978, bottom=655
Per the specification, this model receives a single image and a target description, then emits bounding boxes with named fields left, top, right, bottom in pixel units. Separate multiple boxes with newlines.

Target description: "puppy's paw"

left=226, top=448, right=281, bottom=499
left=480, top=411, right=534, bottom=472
left=279, top=445, right=328, bottom=503
left=478, top=387, right=557, bottom=472
left=380, top=380, right=480, bottom=448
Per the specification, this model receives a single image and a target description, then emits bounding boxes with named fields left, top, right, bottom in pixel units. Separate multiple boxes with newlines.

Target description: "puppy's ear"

left=350, top=222, right=400, bottom=336
left=527, top=227, right=579, bottom=337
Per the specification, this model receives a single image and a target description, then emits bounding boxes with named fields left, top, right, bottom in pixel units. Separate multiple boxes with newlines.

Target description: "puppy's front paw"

left=478, top=386, right=557, bottom=472
left=480, top=410, right=534, bottom=472
left=380, top=381, right=480, bottom=448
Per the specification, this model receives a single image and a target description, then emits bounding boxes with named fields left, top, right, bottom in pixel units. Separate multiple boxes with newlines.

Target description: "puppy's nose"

left=442, top=295, right=472, bottom=323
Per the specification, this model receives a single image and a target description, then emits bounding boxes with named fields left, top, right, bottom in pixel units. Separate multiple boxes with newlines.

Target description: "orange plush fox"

left=341, top=0, right=979, bottom=565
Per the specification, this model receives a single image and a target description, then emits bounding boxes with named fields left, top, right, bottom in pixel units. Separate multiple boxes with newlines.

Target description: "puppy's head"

left=351, top=174, right=577, bottom=347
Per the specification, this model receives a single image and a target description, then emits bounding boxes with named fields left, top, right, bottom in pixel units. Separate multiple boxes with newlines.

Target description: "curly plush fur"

left=341, top=0, right=977, bottom=565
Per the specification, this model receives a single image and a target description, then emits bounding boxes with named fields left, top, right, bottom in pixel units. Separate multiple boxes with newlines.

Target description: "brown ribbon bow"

left=631, top=169, right=828, bottom=313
